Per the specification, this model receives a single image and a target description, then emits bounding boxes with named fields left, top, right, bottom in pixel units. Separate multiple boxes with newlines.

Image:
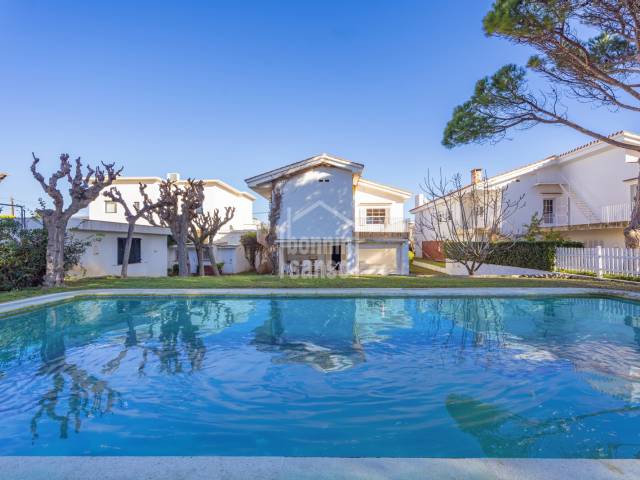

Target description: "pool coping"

left=1, top=456, right=639, bottom=480
left=2, top=287, right=640, bottom=316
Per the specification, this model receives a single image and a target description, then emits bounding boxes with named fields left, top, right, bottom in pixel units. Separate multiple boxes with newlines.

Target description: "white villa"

left=245, top=154, right=412, bottom=275
left=412, top=131, right=640, bottom=258
left=78, top=173, right=257, bottom=276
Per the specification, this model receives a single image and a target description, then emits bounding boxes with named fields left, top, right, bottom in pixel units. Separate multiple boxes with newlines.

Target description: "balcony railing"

left=355, top=217, right=409, bottom=233
left=601, top=203, right=633, bottom=223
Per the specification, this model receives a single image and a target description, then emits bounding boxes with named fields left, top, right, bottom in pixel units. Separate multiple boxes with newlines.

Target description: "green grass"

left=2, top=273, right=639, bottom=304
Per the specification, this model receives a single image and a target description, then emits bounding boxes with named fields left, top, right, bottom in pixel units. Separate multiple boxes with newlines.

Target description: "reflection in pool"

left=1, top=295, right=640, bottom=457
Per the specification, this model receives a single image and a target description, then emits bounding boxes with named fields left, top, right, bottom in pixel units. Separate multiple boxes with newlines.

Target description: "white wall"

left=88, top=179, right=255, bottom=238
left=278, top=166, right=354, bottom=240
left=69, top=230, right=168, bottom=278
left=354, top=184, right=405, bottom=225
left=502, top=146, right=638, bottom=236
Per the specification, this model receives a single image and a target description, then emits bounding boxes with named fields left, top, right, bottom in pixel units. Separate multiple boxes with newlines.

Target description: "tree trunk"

left=177, top=216, right=190, bottom=277
left=206, top=240, right=221, bottom=276
left=196, top=245, right=205, bottom=276
left=624, top=168, right=640, bottom=248
left=121, top=221, right=136, bottom=278
left=43, top=216, right=67, bottom=288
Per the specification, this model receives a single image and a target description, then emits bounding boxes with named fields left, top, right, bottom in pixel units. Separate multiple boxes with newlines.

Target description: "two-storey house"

left=86, top=173, right=257, bottom=274
left=245, top=154, right=411, bottom=275
left=412, top=131, right=640, bottom=258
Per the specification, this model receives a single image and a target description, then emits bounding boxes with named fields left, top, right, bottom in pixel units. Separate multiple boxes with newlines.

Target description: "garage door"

left=358, top=245, right=397, bottom=274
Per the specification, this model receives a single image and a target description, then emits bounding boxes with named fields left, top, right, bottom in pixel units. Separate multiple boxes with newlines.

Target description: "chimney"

left=415, top=193, right=425, bottom=208
left=471, top=168, right=483, bottom=185
left=167, top=172, right=180, bottom=182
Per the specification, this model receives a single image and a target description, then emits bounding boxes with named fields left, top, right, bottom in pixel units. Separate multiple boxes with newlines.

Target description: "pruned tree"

left=103, top=183, right=168, bottom=278
left=416, top=170, right=525, bottom=275
left=30, top=153, right=122, bottom=287
left=442, top=0, right=640, bottom=247
left=144, top=179, right=204, bottom=276
left=240, top=231, right=261, bottom=272
left=188, top=206, right=235, bottom=276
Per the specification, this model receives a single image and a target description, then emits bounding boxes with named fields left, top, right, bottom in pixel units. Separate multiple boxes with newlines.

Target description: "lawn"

left=1, top=273, right=638, bottom=304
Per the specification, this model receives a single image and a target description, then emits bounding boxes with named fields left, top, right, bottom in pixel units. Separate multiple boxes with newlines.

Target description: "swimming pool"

left=1, top=295, right=640, bottom=458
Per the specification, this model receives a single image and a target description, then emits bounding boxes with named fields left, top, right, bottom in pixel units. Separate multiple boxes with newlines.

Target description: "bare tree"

left=188, top=207, right=235, bottom=276
left=103, top=183, right=168, bottom=278
left=416, top=171, right=524, bottom=275
left=143, top=179, right=204, bottom=276
left=30, top=153, right=122, bottom=287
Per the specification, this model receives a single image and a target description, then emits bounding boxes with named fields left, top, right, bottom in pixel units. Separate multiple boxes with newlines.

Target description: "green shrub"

left=216, top=262, right=225, bottom=273
left=0, top=219, right=88, bottom=291
left=486, top=240, right=583, bottom=271
left=408, top=250, right=415, bottom=263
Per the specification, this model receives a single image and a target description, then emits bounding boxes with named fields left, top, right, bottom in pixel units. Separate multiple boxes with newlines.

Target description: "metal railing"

left=355, top=217, right=409, bottom=233
left=601, top=203, right=632, bottom=223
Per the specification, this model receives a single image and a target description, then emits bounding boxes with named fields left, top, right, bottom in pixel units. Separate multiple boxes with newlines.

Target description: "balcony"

left=601, top=203, right=633, bottom=223
left=355, top=217, right=409, bottom=239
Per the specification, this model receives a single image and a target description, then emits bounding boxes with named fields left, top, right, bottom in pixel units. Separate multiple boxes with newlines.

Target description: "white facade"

left=412, top=131, right=640, bottom=252
left=245, top=154, right=411, bottom=275
left=67, top=219, right=171, bottom=278
left=87, top=173, right=257, bottom=274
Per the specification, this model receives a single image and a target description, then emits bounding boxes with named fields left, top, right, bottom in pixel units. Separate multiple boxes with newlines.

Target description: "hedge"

left=443, top=240, right=583, bottom=272
left=485, top=241, right=583, bottom=271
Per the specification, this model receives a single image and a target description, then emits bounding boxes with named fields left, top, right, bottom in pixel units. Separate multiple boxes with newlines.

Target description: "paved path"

left=1, top=457, right=639, bottom=480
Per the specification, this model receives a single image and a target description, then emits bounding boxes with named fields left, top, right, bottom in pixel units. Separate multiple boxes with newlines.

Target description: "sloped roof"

left=410, top=130, right=640, bottom=214
left=111, top=175, right=255, bottom=201
left=245, top=153, right=364, bottom=190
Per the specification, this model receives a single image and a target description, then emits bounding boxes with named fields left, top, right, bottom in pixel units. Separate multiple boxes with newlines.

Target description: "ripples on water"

left=1, top=295, right=640, bottom=457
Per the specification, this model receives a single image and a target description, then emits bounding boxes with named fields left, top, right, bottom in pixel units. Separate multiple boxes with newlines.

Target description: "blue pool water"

left=1, top=295, right=640, bottom=457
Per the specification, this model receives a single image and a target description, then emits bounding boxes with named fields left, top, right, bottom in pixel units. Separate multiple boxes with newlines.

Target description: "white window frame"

left=542, top=198, right=554, bottom=224
left=365, top=208, right=387, bottom=225
left=105, top=201, right=117, bottom=214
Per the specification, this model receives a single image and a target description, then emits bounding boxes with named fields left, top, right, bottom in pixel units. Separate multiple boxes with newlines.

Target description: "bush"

left=0, top=219, right=88, bottom=291
left=408, top=250, right=415, bottom=263
left=486, top=240, right=583, bottom=271
left=216, top=262, right=225, bottom=273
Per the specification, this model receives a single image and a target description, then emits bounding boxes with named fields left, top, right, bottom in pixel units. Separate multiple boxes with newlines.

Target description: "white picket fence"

left=555, top=246, right=640, bottom=278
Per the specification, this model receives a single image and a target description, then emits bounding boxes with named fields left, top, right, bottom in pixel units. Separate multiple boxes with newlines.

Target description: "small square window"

left=105, top=201, right=117, bottom=214
left=366, top=208, right=387, bottom=225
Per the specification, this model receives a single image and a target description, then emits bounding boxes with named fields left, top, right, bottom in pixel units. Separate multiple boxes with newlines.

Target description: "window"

left=117, top=238, right=141, bottom=265
left=318, top=178, right=330, bottom=183
left=132, top=201, right=140, bottom=211
left=105, top=201, right=117, bottom=214
left=543, top=199, right=554, bottom=224
left=366, top=208, right=386, bottom=225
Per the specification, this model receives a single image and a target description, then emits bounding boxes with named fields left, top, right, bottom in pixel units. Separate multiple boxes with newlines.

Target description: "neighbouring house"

left=87, top=172, right=257, bottom=275
left=245, top=154, right=411, bottom=275
left=412, top=130, right=640, bottom=258
left=26, top=217, right=171, bottom=278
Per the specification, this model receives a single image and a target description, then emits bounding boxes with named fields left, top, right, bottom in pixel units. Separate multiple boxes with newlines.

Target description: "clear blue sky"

left=0, top=0, right=636, bottom=218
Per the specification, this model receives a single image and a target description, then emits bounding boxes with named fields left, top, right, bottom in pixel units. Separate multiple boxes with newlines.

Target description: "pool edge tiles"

left=1, top=287, right=640, bottom=317
left=0, top=457, right=639, bottom=480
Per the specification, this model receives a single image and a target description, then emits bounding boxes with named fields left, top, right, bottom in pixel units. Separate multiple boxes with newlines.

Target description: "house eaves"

left=245, top=153, right=365, bottom=198
left=410, top=130, right=640, bottom=214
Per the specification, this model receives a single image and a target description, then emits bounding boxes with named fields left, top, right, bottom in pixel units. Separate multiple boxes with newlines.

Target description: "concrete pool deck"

left=1, top=457, right=640, bottom=480
left=1, top=286, right=640, bottom=316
